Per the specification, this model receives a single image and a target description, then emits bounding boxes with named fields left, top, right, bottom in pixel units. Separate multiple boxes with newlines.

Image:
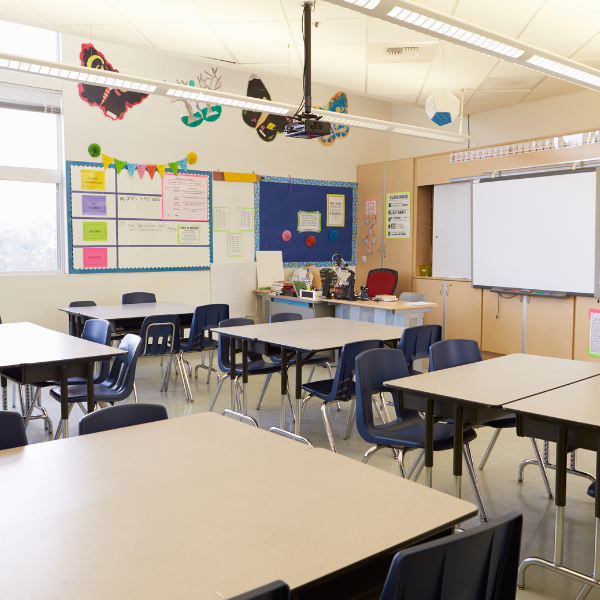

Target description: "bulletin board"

left=255, top=176, right=357, bottom=267
left=67, top=160, right=212, bottom=273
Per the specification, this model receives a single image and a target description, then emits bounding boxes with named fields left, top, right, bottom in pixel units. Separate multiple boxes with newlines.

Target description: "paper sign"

left=82, top=195, right=107, bottom=216
left=327, top=194, right=345, bottom=227
left=82, top=247, right=108, bottom=268
left=386, top=192, right=411, bottom=239
left=81, top=170, right=105, bottom=191
left=366, top=199, right=376, bottom=215
left=82, top=221, right=108, bottom=242
left=227, top=233, right=243, bottom=257
left=297, top=211, right=321, bottom=232
left=367, top=248, right=372, bottom=255
left=178, top=224, right=200, bottom=244
left=238, top=208, right=254, bottom=231
left=162, top=174, right=209, bottom=221
left=589, top=309, right=600, bottom=357
left=213, top=207, right=229, bottom=231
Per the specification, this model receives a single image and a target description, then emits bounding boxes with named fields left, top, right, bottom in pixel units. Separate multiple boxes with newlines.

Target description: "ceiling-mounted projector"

left=285, top=118, right=331, bottom=139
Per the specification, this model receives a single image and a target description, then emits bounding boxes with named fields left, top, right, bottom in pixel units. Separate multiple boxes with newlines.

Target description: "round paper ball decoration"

left=329, top=230, right=338, bottom=241
left=88, top=143, right=101, bottom=158
left=189, top=79, right=195, bottom=87
left=425, top=90, right=460, bottom=126
left=306, top=235, right=316, bottom=247
left=282, top=230, right=292, bottom=242
left=187, top=152, right=197, bottom=165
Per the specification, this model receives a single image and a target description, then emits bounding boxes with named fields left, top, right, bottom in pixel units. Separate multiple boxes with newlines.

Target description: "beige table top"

left=58, top=302, right=196, bottom=320
left=385, top=354, right=600, bottom=408
left=0, top=413, right=476, bottom=599
left=325, top=298, right=437, bottom=311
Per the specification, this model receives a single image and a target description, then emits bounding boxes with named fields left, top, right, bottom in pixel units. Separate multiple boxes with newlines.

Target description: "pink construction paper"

left=83, top=247, right=108, bottom=268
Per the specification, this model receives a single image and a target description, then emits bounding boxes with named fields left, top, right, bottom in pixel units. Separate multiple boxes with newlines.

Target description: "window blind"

left=0, top=81, right=61, bottom=114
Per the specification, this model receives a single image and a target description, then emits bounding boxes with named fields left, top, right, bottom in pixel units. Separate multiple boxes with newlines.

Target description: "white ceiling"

left=1, top=0, right=600, bottom=114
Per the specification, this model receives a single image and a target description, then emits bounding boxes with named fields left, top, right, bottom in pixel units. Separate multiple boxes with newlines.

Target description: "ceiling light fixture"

left=325, top=0, right=600, bottom=92
left=0, top=49, right=468, bottom=144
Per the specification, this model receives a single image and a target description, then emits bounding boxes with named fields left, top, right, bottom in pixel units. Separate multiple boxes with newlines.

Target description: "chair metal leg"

left=344, top=399, right=356, bottom=439
left=406, top=449, right=425, bottom=480
left=133, top=382, right=139, bottom=404
left=397, top=448, right=406, bottom=477
left=362, top=444, right=386, bottom=464
left=379, top=392, right=391, bottom=423
left=463, top=443, right=488, bottom=521
left=299, top=394, right=313, bottom=425
left=160, top=355, right=172, bottom=392
left=12, top=381, right=16, bottom=408
left=478, top=428, right=502, bottom=470
left=307, top=365, right=316, bottom=384
left=372, top=396, right=385, bottom=424
left=321, top=402, right=337, bottom=453
left=207, top=349, right=215, bottom=384
left=255, top=373, right=273, bottom=410
left=177, top=353, right=194, bottom=402
left=411, top=453, right=426, bottom=481
left=209, top=375, right=228, bottom=411
left=325, top=362, right=333, bottom=379
left=183, top=358, right=192, bottom=377
left=529, top=437, right=554, bottom=499
left=54, top=403, right=75, bottom=440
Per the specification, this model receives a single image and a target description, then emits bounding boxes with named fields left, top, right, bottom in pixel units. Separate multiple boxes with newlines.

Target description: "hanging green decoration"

left=88, top=143, right=101, bottom=158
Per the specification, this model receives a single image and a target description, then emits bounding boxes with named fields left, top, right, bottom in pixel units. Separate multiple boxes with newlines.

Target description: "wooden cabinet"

left=481, top=290, right=523, bottom=355
left=526, top=296, right=574, bottom=360
left=445, top=281, right=482, bottom=344
left=413, top=277, right=444, bottom=327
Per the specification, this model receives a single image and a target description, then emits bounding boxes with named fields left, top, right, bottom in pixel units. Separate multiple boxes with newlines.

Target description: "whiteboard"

left=432, top=182, right=472, bottom=279
left=472, top=171, right=599, bottom=295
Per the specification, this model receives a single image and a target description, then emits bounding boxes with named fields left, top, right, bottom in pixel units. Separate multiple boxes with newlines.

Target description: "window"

left=0, top=21, right=61, bottom=273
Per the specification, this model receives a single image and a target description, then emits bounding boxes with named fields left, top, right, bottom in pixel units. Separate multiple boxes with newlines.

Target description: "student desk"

left=59, top=302, right=196, bottom=337
left=0, top=412, right=477, bottom=600
left=384, top=354, right=600, bottom=505
left=213, top=318, right=406, bottom=435
left=0, top=323, right=125, bottom=438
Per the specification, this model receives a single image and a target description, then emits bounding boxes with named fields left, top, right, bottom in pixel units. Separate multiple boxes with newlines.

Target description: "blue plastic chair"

left=210, top=318, right=282, bottom=413
left=122, top=292, right=156, bottom=304
left=398, top=325, right=442, bottom=374
left=68, top=300, right=96, bottom=336
left=49, top=334, right=142, bottom=439
left=380, top=511, right=522, bottom=600
left=0, top=411, right=28, bottom=450
left=227, top=581, right=290, bottom=600
left=179, top=304, right=229, bottom=385
left=300, top=340, right=383, bottom=452
left=79, top=403, right=168, bottom=436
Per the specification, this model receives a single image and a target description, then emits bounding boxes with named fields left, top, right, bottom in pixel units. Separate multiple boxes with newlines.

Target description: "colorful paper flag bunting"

left=114, top=159, right=126, bottom=174
left=178, top=158, right=188, bottom=174
left=168, top=161, right=179, bottom=176
left=126, top=162, right=137, bottom=176
left=102, top=154, right=113, bottom=169
left=137, top=164, right=146, bottom=179
left=146, top=165, right=156, bottom=179
left=156, top=164, right=166, bottom=178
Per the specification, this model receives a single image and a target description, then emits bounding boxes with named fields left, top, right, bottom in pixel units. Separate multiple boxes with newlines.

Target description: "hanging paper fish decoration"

left=242, top=75, right=291, bottom=142
left=78, top=44, right=149, bottom=121
left=316, top=92, right=349, bottom=147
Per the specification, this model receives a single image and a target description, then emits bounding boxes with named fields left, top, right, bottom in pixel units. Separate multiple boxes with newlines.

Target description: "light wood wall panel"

left=445, top=281, right=482, bottom=344
left=573, top=296, right=600, bottom=362
left=412, top=277, right=444, bottom=327
left=482, top=290, right=523, bottom=355
left=525, top=296, right=574, bottom=360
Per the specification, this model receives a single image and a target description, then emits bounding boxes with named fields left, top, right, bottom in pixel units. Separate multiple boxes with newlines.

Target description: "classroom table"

left=213, top=317, right=406, bottom=435
left=0, top=323, right=125, bottom=438
left=384, top=354, right=600, bottom=507
left=0, top=412, right=477, bottom=599
left=507, top=377, right=600, bottom=596
left=58, top=302, right=197, bottom=337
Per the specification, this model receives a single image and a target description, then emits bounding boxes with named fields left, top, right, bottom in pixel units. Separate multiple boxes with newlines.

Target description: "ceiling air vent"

left=386, top=47, right=419, bottom=56
left=368, top=42, right=438, bottom=63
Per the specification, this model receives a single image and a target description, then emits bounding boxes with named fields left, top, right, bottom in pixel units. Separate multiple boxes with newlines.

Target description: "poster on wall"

left=365, top=199, right=376, bottom=215
left=162, top=174, right=209, bottom=221
left=297, top=211, right=321, bottom=232
left=386, top=192, right=411, bottom=239
left=326, top=194, right=345, bottom=227
left=589, top=309, right=600, bottom=357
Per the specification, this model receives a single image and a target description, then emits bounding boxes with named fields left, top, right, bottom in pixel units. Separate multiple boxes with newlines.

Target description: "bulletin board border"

left=66, top=160, right=213, bottom=274
left=253, top=176, right=357, bottom=268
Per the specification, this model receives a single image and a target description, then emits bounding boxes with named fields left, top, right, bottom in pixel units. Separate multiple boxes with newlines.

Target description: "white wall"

left=0, top=33, right=393, bottom=330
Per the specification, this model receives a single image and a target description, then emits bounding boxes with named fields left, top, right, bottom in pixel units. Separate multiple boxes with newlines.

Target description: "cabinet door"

left=525, top=296, right=574, bottom=359
left=412, top=278, right=444, bottom=327
left=445, top=281, right=482, bottom=344
left=481, top=289, right=522, bottom=354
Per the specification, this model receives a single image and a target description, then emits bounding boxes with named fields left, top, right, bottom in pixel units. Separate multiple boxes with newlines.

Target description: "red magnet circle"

left=306, top=235, right=316, bottom=247
left=282, top=230, right=292, bottom=242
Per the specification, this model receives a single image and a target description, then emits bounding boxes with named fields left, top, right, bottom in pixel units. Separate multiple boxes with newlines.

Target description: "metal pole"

left=303, top=2, right=311, bottom=114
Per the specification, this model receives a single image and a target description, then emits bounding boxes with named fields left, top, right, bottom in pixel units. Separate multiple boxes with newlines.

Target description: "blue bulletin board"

left=255, top=176, right=357, bottom=267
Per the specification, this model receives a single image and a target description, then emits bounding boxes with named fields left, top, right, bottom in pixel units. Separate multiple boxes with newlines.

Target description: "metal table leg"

left=241, top=340, right=248, bottom=416
left=294, top=352, right=303, bottom=436
left=453, top=404, right=463, bottom=499
left=86, top=362, right=95, bottom=414
left=230, top=336, right=236, bottom=411
left=425, top=397, right=434, bottom=488
left=60, top=365, right=69, bottom=439
left=280, top=348, right=288, bottom=430
left=1, top=376, right=6, bottom=411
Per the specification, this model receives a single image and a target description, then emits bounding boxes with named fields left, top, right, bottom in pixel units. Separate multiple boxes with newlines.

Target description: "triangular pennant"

left=102, top=154, right=113, bottom=169
left=147, top=165, right=157, bottom=179
left=178, top=158, right=188, bottom=174
left=126, top=162, right=137, bottom=176
left=114, top=159, right=126, bottom=174
left=137, top=164, right=146, bottom=179
left=168, top=161, right=179, bottom=176
left=156, top=164, right=166, bottom=178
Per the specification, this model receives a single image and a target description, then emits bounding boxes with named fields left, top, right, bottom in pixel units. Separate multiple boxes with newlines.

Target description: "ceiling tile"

left=194, top=0, right=286, bottom=22
left=519, top=38, right=588, bottom=56
left=214, top=21, right=292, bottom=46
left=290, top=18, right=367, bottom=46
left=311, top=44, right=366, bottom=64
left=465, top=102, right=515, bottom=114
left=280, top=0, right=366, bottom=20
left=427, top=61, right=495, bottom=79
left=539, top=0, right=600, bottom=13
left=227, top=45, right=300, bottom=65
left=520, top=89, right=565, bottom=102
left=419, top=0, right=460, bottom=12
left=479, top=75, right=544, bottom=90
left=162, top=45, right=235, bottom=62
left=487, top=61, right=536, bottom=77
left=135, top=22, right=221, bottom=47
left=417, top=79, right=481, bottom=102
left=470, top=90, right=529, bottom=103
left=520, top=13, right=600, bottom=40
left=366, top=18, right=439, bottom=44
left=312, top=63, right=366, bottom=79
left=0, top=1, right=53, bottom=28
left=0, top=19, right=57, bottom=60
left=69, top=24, right=152, bottom=46
left=368, top=62, right=432, bottom=79
left=577, top=58, right=600, bottom=70
left=21, top=0, right=126, bottom=26
left=455, top=0, right=545, bottom=14
left=108, top=0, right=205, bottom=24
left=240, top=63, right=303, bottom=79
left=313, top=78, right=365, bottom=93
left=453, top=14, right=524, bottom=38
left=432, top=43, right=496, bottom=63
left=368, top=78, right=425, bottom=93
left=571, top=36, right=600, bottom=59
left=534, top=78, right=584, bottom=92
left=371, top=91, right=420, bottom=104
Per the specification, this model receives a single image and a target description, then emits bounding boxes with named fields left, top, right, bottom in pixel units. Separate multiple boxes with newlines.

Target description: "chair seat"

left=301, top=378, right=355, bottom=402
left=180, top=335, right=218, bottom=353
left=230, top=360, right=282, bottom=376
left=588, top=482, right=596, bottom=498
left=50, top=383, right=118, bottom=403
left=480, top=415, right=517, bottom=429
left=271, top=353, right=330, bottom=366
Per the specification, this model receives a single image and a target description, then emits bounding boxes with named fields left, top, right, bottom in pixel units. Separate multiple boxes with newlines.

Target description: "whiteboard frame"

left=67, top=160, right=213, bottom=273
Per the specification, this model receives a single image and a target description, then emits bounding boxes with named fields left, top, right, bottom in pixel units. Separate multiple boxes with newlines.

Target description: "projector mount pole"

left=302, top=2, right=312, bottom=116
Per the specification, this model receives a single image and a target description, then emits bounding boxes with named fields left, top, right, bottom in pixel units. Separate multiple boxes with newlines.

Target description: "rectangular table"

left=0, top=412, right=477, bottom=599
left=384, top=354, right=600, bottom=506
left=213, top=317, right=406, bottom=435
left=0, top=323, right=126, bottom=438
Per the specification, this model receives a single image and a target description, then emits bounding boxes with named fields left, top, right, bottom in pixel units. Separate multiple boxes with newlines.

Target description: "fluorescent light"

left=29, top=64, right=41, bottom=73
left=96, top=75, right=106, bottom=84
left=59, top=69, right=70, bottom=77
left=8, top=60, right=19, bottom=68
left=104, top=77, right=115, bottom=86
left=114, top=79, right=123, bottom=87
left=130, top=82, right=140, bottom=90
left=78, top=72, right=88, bottom=81
left=68, top=71, right=79, bottom=79
left=121, top=81, right=132, bottom=88
left=18, top=63, right=30, bottom=71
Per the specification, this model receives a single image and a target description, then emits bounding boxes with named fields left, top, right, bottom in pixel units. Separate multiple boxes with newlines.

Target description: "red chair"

left=366, top=268, right=398, bottom=297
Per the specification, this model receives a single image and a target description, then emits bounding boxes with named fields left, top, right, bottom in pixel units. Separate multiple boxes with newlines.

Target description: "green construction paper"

left=168, top=161, right=179, bottom=176
left=83, top=221, right=107, bottom=242
left=114, top=159, right=126, bottom=174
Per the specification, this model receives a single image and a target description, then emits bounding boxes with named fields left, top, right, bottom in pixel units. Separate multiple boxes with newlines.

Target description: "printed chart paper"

left=178, top=225, right=201, bottom=244
left=227, top=233, right=243, bottom=257
left=590, top=309, right=600, bottom=357
left=297, top=211, right=321, bottom=232
left=213, top=207, right=229, bottom=231
left=162, top=173, right=209, bottom=221
left=82, top=221, right=108, bottom=242
left=238, top=208, right=254, bottom=231
left=81, top=170, right=105, bottom=191
left=82, top=247, right=108, bottom=268
left=386, top=192, right=411, bottom=239
left=82, top=195, right=107, bottom=216
left=365, top=199, right=376, bottom=215
left=327, top=194, right=345, bottom=227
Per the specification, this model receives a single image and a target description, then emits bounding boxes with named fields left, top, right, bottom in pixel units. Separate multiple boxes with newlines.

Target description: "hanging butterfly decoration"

left=78, top=44, right=149, bottom=121
left=167, top=67, right=223, bottom=128
left=316, top=92, right=349, bottom=147
left=242, top=74, right=291, bottom=142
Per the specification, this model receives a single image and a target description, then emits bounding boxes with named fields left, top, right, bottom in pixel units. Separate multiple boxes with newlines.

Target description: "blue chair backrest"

left=139, top=315, right=180, bottom=356
left=380, top=511, right=523, bottom=600
left=79, top=403, right=168, bottom=436
left=103, top=334, right=142, bottom=400
left=429, top=339, right=482, bottom=371
left=270, top=313, right=302, bottom=323
left=227, top=581, right=290, bottom=600
left=0, top=411, right=28, bottom=451
left=217, top=318, right=254, bottom=373
left=68, top=300, right=96, bottom=336
left=399, top=325, right=442, bottom=371
left=81, top=318, right=112, bottom=382
left=185, top=304, right=229, bottom=351
left=122, top=292, right=156, bottom=304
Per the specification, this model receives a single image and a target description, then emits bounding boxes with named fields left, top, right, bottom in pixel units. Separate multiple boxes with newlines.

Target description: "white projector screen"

left=472, top=171, right=599, bottom=295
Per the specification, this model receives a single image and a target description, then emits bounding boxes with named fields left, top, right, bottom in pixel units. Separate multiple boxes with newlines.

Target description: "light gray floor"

left=19, top=354, right=600, bottom=600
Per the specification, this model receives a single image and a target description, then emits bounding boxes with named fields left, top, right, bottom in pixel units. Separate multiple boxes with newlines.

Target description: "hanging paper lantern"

left=187, top=152, right=197, bottom=165
left=306, top=236, right=316, bottom=247
left=282, top=230, right=291, bottom=242
left=88, top=143, right=101, bottom=158
left=425, top=90, right=460, bottom=126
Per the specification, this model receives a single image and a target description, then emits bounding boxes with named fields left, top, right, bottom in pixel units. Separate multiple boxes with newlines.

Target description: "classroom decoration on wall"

left=316, top=92, right=349, bottom=147
left=256, top=176, right=356, bottom=267
left=88, top=143, right=101, bottom=158
left=78, top=44, right=149, bottom=121
left=386, top=192, right=411, bottom=239
left=590, top=309, right=600, bottom=357
left=242, top=75, right=291, bottom=142
left=67, top=161, right=212, bottom=273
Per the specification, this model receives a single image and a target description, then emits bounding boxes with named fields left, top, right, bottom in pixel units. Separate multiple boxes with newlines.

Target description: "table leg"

left=453, top=404, right=463, bottom=499
left=280, top=348, right=288, bottom=430
left=230, top=336, right=236, bottom=411
left=1, top=376, right=6, bottom=411
left=241, top=340, right=248, bottom=416
left=86, top=361, right=95, bottom=414
left=425, top=397, right=434, bottom=488
left=60, top=365, right=69, bottom=439
left=294, top=352, right=303, bottom=436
